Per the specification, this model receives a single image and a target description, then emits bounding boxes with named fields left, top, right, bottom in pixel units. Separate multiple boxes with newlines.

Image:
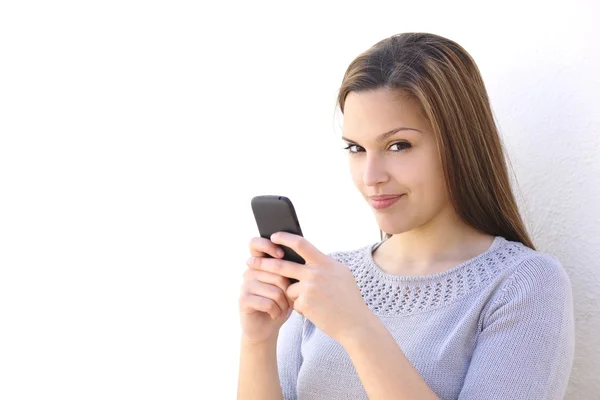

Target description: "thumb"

left=270, top=232, right=326, bottom=264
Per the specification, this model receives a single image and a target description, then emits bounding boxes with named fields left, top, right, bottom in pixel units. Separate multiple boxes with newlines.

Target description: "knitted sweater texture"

left=276, top=236, right=575, bottom=399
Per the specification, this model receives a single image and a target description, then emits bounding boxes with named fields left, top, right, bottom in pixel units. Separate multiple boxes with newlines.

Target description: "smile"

left=368, top=195, right=404, bottom=210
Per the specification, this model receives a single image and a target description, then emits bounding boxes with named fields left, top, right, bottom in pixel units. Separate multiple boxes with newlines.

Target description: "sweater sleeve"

left=276, top=309, right=304, bottom=400
left=458, top=254, right=575, bottom=400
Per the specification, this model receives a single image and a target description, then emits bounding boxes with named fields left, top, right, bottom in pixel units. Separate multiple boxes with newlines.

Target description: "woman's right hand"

left=239, top=237, right=294, bottom=345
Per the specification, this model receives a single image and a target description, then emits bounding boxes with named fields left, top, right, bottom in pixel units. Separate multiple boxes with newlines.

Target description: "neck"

left=376, top=208, right=495, bottom=276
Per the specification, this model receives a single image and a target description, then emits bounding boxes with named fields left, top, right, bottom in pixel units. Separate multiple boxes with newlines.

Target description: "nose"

left=363, top=153, right=389, bottom=187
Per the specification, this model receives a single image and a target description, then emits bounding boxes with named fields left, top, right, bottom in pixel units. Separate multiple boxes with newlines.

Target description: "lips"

left=369, top=194, right=403, bottom=200
left=368, top=194, right=404, bottom=210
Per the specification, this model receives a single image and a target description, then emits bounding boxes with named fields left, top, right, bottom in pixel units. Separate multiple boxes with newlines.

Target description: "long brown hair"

left=336, top=32, right=535, bottom=249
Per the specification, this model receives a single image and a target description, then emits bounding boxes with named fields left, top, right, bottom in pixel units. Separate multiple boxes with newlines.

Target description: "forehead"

left=342, top=89, right=429, bottom=136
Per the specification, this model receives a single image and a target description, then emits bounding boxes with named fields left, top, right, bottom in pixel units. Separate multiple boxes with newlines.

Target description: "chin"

left=375, top=215, right=413, bottom=236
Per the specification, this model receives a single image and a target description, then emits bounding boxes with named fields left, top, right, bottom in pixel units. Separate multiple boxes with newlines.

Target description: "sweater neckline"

left=364, top=235, right=506, bottom=283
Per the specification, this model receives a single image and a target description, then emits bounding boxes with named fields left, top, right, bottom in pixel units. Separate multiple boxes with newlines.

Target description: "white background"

left=1, top=0, right=598, bottom=398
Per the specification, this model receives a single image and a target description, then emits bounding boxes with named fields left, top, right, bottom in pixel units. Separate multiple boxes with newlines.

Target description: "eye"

left=389, top=141, right=412, bottom=152
left=343, top=144, right=364, bottom=154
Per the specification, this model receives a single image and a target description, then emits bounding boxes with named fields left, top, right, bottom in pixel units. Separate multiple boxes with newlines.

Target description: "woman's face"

left=342, top=88, right=452, bottom=235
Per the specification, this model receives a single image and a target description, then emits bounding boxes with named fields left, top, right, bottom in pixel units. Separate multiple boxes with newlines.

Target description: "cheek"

left=419, top=155, right=448, bottom=204
left=400, top=150, right=446, bottom=199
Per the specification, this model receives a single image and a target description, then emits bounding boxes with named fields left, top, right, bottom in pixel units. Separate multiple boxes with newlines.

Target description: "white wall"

left=1, top=0, right=598, bottom=398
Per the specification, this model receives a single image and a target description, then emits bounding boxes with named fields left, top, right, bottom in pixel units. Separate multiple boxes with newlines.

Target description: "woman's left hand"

left=246, top=232, right=374, bottom=344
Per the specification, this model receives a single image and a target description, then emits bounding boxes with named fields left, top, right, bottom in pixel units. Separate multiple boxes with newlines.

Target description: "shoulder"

left=488, top=240, right=574, bottom=316
left=325, top=242, right=377, bottom=269
left=502, top=243, right=572, bottom=298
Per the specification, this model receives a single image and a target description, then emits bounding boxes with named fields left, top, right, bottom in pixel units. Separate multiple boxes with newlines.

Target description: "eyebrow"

left=341, top=126, right=422, bottom=143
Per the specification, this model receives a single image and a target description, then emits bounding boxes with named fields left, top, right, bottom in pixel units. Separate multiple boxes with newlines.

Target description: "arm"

left=458, top=254, right=575, bottom=399
left=237, top=339, right=283, bottom=400
left=339, top=315, right=440, bottom=400
left=237, top=310, right=304, bottom=400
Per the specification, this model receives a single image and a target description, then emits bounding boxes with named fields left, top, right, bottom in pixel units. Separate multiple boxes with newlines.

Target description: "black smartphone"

left=251, top=195, right=305, bottom=284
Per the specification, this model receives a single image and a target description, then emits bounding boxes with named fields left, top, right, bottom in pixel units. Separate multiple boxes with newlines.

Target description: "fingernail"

left=276, top=249, right=284, bottom=258
left=246, top=257, right=254, bottom=266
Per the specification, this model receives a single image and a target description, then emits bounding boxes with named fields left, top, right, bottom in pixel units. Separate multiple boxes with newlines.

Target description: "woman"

left=237, top=32, right=575, bottom=400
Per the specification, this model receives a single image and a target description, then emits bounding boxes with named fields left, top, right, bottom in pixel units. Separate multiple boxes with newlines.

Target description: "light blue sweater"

left=276, top=236, right=575, bottom=399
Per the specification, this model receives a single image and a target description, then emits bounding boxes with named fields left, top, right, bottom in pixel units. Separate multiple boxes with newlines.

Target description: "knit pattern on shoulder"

left=328, top=237, right=534, bottom=317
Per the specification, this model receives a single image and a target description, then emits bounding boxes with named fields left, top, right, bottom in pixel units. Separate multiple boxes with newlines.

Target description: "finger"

left=246, top=279, right=289, bottom=318
left=248, top=236, right=284, bottom=259
left=243, top=267, right=294, bottom=311
left=240, top=293, right=282, bottom=320
left=270, top=232, right=325, bottom=264
left=285, top=280, right=302, bottom=302
left=243, top=268, right=291, bottom=294
left=285, top=282, right=304, bottom=316
left=247, top=255, right=306, bottom=281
